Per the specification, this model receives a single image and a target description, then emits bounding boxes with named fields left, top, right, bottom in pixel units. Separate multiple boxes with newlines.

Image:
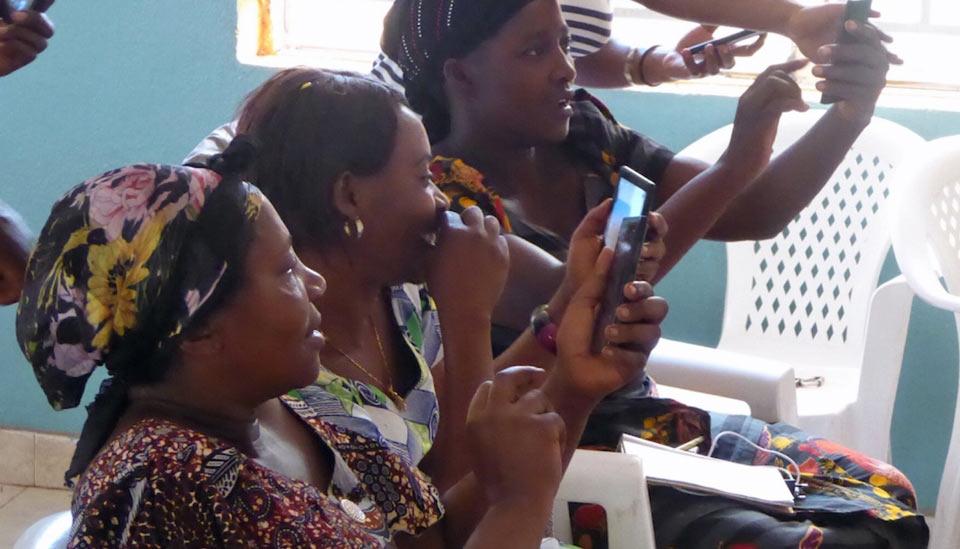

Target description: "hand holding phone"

left=591, top=167, right=656, bottom=354
left=821, top=0, right=873, bottom=105
left=687, top=30, right=762, bottom=55
left=0, top=0, right=52, bottom=22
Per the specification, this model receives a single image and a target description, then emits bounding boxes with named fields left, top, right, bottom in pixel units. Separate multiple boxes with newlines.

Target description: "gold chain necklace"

left=327, top=322, right=406, bottom=410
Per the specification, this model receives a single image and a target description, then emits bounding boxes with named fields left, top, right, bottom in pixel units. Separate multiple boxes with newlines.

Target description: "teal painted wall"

left=0, top=1, right=955, bottom=512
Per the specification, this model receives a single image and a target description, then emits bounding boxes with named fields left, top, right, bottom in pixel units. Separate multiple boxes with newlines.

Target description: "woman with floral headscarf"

left=16, top=142, right=589, bottom=547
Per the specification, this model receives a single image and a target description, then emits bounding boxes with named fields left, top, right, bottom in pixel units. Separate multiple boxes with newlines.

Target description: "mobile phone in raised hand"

left=688, top=30, right=762, bottom=55
left=821, top=0, right=873, bottom=105
left=591, top=167, right=656, bottom=355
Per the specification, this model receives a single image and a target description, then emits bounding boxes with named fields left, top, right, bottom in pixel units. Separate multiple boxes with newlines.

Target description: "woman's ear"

left=178, top=323, right=224, bottom=362
left=332, top=171, right=363, bottom=222
left=443, top=58, right=474, bottom=98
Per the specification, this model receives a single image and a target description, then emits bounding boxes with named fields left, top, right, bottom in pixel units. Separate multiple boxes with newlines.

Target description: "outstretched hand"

left=785, top=4, right=901, bottom=66
left=674, top=25, right=767, bottom=79
left=812, top=20, right=892, bottom=125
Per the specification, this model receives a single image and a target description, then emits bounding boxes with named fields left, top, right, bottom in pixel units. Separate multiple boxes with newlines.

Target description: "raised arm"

left=653, top=60, right=810, bottom=278
left=705, top=21, right=890, bottom=241
left=575, top=25, right=765, bottom=89
left=403, top=208, right=668, bottom=549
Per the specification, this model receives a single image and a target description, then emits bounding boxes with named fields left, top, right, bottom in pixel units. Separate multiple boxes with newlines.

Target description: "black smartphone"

left=688, top=29, right=761, bottom=55
left=821, top=0, right=873, bottom=104
left=591, top=166, right=656, bottom=354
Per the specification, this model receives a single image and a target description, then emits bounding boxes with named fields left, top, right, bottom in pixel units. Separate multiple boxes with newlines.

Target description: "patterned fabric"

left=16, top=164, right=261, bottom=410
left=285, top=390, right=445, bottom=536
left=371, top=0, right=613, bottom=90
left=310, top=284, right=444, bottom=468
left=574, top=400, right=928, bottom=548
left=69, top=407, right=385, bottom=547
left=431, top=89, right=675, bottom=261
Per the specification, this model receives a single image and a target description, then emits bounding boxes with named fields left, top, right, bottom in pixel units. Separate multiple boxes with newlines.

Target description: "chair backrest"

left=678, top=111, right=925, bottom=369
left=891, top=136, right=960, bottom=549
left=552, top=450, right=655, bottom=548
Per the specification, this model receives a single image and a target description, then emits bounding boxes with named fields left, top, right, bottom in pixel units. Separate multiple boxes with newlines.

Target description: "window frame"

left=237, top=0, right=960, bottom=112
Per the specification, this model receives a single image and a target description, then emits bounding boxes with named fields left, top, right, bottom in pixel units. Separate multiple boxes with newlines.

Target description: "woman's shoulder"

left=430, top=156, right=513, bottom=232
left=566, top=88, right=676, bottom=186
left=74, top=419, right=235, bottom=500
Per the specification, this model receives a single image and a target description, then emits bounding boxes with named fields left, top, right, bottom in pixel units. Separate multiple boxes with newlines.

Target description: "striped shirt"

left=371, top=0, right=614, bottom=91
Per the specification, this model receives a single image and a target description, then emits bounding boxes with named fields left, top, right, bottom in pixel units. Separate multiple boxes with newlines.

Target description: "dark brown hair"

left=237, top=68, right=407, bottom=249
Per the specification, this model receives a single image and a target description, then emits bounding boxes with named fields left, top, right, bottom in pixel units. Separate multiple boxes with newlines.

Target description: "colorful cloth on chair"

left=309, top=283, right=443, bottom=467
left=573, top=399, right=928, bottom=549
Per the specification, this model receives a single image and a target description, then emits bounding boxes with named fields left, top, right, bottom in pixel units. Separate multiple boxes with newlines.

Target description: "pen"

left=675, top=436, right=705, bottom=452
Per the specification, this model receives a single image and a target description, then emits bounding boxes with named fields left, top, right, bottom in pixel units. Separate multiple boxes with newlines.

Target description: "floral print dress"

left=69, top=392, right=444, bottom=548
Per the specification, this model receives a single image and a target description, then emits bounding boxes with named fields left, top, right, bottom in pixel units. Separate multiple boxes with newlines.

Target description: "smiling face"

left=205, top=198, right=328, bottom=397
left=348, top=106, right=450, bottom=283
left=454, top=0, right=576, bottom=147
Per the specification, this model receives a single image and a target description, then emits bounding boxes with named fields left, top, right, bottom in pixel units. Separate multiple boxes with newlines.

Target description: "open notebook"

left=619, top=434, right=796, bottom=514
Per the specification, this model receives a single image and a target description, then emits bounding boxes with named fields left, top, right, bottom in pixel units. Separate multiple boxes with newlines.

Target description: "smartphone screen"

left=592, top=167, right=656, bottom=354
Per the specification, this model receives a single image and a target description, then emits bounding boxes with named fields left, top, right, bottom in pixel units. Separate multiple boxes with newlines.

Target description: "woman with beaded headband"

left=386, top=0, right=926, bottom=546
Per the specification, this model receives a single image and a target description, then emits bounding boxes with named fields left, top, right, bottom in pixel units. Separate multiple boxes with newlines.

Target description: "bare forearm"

left=709, top=110, right=869, bottom=241
left=464, top=497, right=553, bottom=549
left=635, top=0, right=800, bottom=34
left=575, top=41, right=633, bottom=88
left=432, top=378, right=596, bottom=548
left=430, top=313, right=495, bottom=490
left=655, top=160, right=756, bottom=281
left=493, top=236, right=566, bottom=331
left=493, top=282, right=575, bottom=373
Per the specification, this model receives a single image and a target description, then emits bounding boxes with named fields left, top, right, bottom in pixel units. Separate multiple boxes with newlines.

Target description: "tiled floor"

left=0, top=485, right=71, bottom=547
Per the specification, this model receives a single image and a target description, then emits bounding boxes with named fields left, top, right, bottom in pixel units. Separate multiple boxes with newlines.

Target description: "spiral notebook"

left=618, top=434, right=796, bottom=514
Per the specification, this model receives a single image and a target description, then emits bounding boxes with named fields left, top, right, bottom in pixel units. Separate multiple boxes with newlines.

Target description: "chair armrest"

left=552, top=450, right=655, bottom=548
left=647, top=338, right=799, bottom=424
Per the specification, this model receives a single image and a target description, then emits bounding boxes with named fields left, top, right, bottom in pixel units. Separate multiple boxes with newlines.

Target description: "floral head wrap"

left=17, top=161, right=262, bottom=410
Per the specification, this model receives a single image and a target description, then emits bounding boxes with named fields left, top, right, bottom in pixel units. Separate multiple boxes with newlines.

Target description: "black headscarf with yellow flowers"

left=16, top=138, right=261, bottom=483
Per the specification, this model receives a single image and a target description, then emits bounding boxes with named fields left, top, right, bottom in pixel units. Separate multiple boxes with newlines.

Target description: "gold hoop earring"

left=343, top=219, right=364, bottom=239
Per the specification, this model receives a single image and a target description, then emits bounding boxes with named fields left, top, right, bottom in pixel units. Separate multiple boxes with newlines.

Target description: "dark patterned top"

left=432, top=89, right=675, bottom=261
left=69, top=393, right=444, bottom=548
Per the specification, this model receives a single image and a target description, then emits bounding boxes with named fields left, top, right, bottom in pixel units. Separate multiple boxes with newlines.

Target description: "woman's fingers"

left=812, top=63, right=886, bottom=87
left=571, top=198, right=612, bottom=243
left=489, top=366, right=548, bottom=405
left=482, top=214, right=501, bottom=236
left=459, top=205, right=484, bottom=227
left=731, top=33, right=767, bottom=57
left=603, top=322, right=663, bottom=353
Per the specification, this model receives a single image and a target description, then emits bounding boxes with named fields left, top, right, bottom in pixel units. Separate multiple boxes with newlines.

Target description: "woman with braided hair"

left=385, top=0, right=927, bottom=546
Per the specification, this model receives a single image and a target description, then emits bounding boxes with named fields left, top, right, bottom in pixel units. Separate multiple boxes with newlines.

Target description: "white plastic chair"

left=645, top=111, right=925, bottom=461
left=552, top=450, right=655, bottom=548
left=12, top=510, right=71, bottom=549
left=890, top=135, right=960, bottom=549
